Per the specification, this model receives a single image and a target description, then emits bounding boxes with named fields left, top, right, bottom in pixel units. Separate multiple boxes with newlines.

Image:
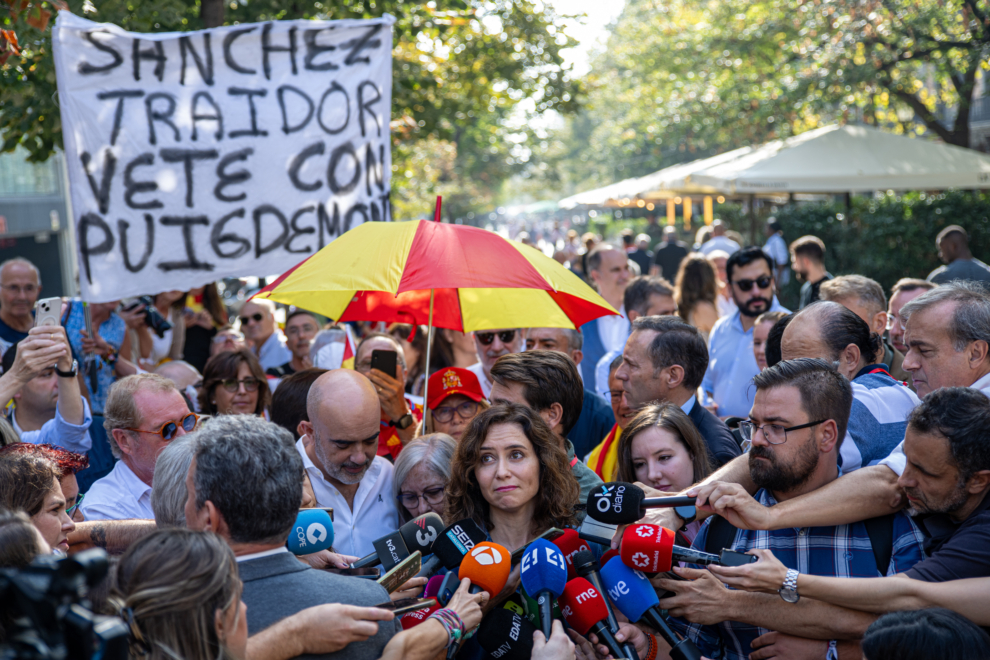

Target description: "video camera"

left=0, top=549, right=128, bottom=660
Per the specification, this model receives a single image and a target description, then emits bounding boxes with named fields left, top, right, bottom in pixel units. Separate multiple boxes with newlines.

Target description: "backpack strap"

left=704, top=515, right=740, bottom=555
left=863, top=513, right=895, bottom=575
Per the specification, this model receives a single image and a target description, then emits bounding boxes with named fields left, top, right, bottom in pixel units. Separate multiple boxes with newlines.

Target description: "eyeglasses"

left=886, top=313, right=900, bottom=330
left=286, top=324, right=317, bottom=337
left=732, top=276, right=772, bottom=292
left=476, top=330, right=517, bottom=346
left=433, top=401, right=480, bottom=423
left=3, top=284, right=38, bottom=295
left=397, top=486, right=445, bottom=508
left=124, top=412, right=199, bottom=441
left=213, top=333, right=244, bottom=344
left=67, top=493, right=84, bottom=516
left=221, top=377, right=260, bottom=393
left=739, top=419, right=827, bottom=445
left=239, top=313, right=264, bottom=325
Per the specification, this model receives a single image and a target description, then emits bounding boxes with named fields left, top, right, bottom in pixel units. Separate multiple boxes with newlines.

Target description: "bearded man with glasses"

left=701, top=247, right=789, bottom=420
left=80, top=373, right=197, bottom=521
left=467, top=327, right=525, bottom=398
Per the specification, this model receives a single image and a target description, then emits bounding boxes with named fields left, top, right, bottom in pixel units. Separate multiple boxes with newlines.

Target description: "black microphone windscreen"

left=432, top=519, right=487, bottom=570
left=572, top=549, right=597, bottom=574
left=477, top=609, right=536, bottom=659
left=587, top=482, right=646, bottom=525
left=399, top=513, right=445, bottom=555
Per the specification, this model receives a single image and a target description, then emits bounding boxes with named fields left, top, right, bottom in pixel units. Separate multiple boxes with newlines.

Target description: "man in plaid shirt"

left=655, top=359, right=925, bottom=660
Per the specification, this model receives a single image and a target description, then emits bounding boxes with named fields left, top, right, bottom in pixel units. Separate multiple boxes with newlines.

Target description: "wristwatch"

left=778, top=568, right=800, bottom=603
left=390, top=413, right=414, bottom=430
left=54, top=359, right=78, bottom=379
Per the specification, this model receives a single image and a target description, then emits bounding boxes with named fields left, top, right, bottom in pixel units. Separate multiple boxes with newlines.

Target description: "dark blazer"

left=239, top=551, right=401, bottom=660
left=688, top=399, right=742, bottom=468
left=567, top=388, right=616, bottom=460
left=578, top=319, right=607, bottom=387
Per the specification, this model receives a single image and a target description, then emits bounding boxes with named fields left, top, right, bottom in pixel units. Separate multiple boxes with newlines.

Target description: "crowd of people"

left=1, top=216, right=990, bottom=660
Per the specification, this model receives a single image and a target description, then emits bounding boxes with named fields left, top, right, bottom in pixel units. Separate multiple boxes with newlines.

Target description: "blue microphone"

left=600, top=559, right=702, bottom=660
left=519, top=538, right=567, bottom=640
left=286, top=509, right=334, bottom=555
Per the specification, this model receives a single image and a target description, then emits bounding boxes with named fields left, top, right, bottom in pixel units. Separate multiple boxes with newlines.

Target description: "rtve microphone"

left=519, top=538, right=567, bottom=640
left=600, top=559, right=703, bottom=660
left=286, top=508, right=334, bottom=555
left=559, top=578, right=632, bottom=660
left=620, top=524, right=722, bottom=573
left=478, top=609, right=536, bottom=660
left=587, top=482, right=696, bottom=526
left=551, top=528, right=591, bottom=580
left=573, top=550, right=638, bottom=660
left=352, top=513, right=443, bottom=570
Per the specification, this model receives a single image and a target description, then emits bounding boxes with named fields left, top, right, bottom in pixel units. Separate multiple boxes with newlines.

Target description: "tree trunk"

left=201, top=0, right=224, bottom=28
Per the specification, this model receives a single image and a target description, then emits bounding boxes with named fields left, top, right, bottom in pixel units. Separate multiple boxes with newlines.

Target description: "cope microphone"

left=621, top=524, right=725, bottom=573
left=478, top=609, right=536, bottom=660
left=286, top=509, right=334, bottom=555
left=352, top=513, right=444, bottom=570
left=519, top=538, right=567, bottom=640
left=551, top=528, right=591, bottom=580
left=559, top=578, right=632, bottom=660
left=600, top=559, right=703, bottom=660
left=572, top=550, right=638, bottom=660
left=587, top=482, right=696, bottom=526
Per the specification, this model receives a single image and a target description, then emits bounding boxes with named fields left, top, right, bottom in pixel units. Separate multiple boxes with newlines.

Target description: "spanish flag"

left=341, top=325, right=357, bottom=370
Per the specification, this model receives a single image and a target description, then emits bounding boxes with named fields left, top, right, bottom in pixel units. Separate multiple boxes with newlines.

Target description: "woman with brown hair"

left=616, top=402, right=713, bottom=542
left=200, top=349, right=271, bottom=417
left=674, top=253, right=721, bottom=339
left=0, top=450, right=74, bottom=555
left=445, top=403, right=578, bottom=553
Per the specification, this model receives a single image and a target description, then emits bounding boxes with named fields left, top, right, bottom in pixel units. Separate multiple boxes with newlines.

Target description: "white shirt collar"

left=117, top=458, right=153, bottom=497
left=973, top=371, right=990, bottom=396
left=236, top=546, right=290, bottom=563
left=680, top=394, right=696, bottom=416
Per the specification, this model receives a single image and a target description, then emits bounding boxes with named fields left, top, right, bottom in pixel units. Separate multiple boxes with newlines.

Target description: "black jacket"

left=687, top=399, right=742, bottom=468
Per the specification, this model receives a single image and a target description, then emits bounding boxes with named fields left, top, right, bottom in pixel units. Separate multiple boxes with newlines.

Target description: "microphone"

left=588, top=481, right=696, bottom=526
left=453, top=542, right=511, bottom=659
left=559, top=577, right=632, bottom=660
left=424, top=574, right=444, bottom=599
left=600, top=559, right=703, bottom=660
left=620, top=524, right=721, bottom=573
left=551, top=528, right=591, bottom=580
left=519, top=538, right=567, bottom=640
left=572, top=550, right=638, bottom=660
left=477, top=609, right=536, bottom=660
left=286, top=509, right=334, bottom=555
left=601, top=548, right=620, bottom=566
left=399, top=600, right=441, bottom=629
left=431, top=519, right=488, bottom=571
left=352, top=513, right=443, bottom=569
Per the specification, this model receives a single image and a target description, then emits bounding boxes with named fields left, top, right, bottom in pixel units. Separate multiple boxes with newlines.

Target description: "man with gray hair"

left=150, top=435, right=196, bottom=528
left=0, top=257, right=42, bottom=357
left=238, top=298, right=292, bottom=370
left=184, top=415, right=401, bottom=659
left=80, top=373, right=195, bottom=521
left=524, top=326, right=615, bottom=458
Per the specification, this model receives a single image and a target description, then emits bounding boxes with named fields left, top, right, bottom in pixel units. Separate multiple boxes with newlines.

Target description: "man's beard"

left=315, top=438, right=369, bottom=485
left=903, top=481, right=970, bottom=517
left=738, top=296, right=773, bottom=318
left=749, top=440, right=820, bottom=494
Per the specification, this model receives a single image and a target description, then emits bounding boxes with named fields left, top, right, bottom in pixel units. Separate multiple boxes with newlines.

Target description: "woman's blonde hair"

left=113, top=530, right=242, bottom=660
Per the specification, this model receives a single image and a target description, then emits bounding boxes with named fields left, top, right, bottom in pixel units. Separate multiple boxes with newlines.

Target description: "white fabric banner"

left=52, top=12, right=393, bottom=302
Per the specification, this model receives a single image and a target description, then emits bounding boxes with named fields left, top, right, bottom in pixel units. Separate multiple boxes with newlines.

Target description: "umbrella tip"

left=434, top=196, right=442, bottom=222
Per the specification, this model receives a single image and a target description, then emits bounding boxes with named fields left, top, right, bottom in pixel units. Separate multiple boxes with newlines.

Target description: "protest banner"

left=51, top=12, right=393, bottom=302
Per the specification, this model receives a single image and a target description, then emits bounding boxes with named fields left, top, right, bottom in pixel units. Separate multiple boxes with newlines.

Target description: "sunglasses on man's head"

left=239, top=313, right=264, bottom=325
left=476, top=330, right=517, bottom=346
left=732, top=276, right=772, bottom=292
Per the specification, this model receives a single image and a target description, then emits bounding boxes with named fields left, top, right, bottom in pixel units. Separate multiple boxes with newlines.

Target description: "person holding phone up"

left=355, top=333, right=420, bottom=459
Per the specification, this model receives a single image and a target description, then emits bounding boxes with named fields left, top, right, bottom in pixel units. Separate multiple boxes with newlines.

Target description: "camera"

left=0, top=549, right=128, bottom=660
left=124, top=296, right=173, bottom=339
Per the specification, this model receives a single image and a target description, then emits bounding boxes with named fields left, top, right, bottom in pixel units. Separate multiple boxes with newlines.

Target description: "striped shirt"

left=840, top=365, right=920, bottom=472
left=669, top=488, right=926, bottom=660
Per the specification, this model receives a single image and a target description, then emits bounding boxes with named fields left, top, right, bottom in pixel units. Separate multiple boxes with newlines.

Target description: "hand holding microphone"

left=558, top=577, right=632, bottom=660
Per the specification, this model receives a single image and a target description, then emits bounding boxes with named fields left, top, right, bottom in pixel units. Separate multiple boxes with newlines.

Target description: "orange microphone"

left=458, top=541, right=512, bottom=595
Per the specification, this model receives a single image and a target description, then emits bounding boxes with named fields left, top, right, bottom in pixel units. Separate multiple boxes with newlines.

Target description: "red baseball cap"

left=427, top=367, right=485, bottom=410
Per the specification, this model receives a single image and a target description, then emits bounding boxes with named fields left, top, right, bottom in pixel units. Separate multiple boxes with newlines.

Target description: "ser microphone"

left=286, top=509, right=334, bottom=555
left=559, top=577, right=634, bottom=660
left=519, top=538, right=567, bottom=640
left=600, top=559, right=703, bottom=660
left=587, top=482, right=696, bottom=526
left=551, top=528, right=591, bottom=580
left=477, top=609, right=536, bottom=660
left=431, top=519, right=488, bottom=572
left=620, top=524, right=722, bottom=573
left=352, top=513, right=442, bottom=570
left=573, top=550, right=638, bottom=660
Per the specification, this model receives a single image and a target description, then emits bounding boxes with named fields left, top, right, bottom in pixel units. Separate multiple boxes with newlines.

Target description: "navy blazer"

left=579, top=318, right=606, bottom=388
left=687, top=399, right=742, bottom=468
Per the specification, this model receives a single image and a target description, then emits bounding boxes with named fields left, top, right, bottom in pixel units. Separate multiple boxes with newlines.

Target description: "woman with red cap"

left=421, top=367, right=489, bottom=442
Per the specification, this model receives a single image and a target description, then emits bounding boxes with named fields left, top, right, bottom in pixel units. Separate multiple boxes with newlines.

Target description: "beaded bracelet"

left=428, top=608, right=465, bottom=648
left=644, top=632, right=658, bottom=660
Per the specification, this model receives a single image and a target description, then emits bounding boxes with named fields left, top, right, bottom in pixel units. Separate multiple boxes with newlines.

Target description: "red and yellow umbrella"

left=253, top=219, right=617, bottom=331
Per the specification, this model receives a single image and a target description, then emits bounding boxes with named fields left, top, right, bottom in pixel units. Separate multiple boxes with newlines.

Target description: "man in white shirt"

left=467, top=328, right=525, bottom=398
left=699, top=220, right=741, bottom=256
left=297, top=369, right=400, bottom=557
left=762, top=217, right=790, bottom=286
left=81, top=373, right=196, bottom=521
left=578, top=244, right=632, bottom=385
left=239, top=298, right=292, bottom=370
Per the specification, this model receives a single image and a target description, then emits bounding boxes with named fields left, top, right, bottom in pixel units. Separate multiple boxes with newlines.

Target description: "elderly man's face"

left=473, top=328, right=524, bottom=378
left=901, top=302, right=982, bottom=397
left=238, top=302, right=276, bottom=344
left=525, top=328, right=580, bottom=365
left=888, top=288, right=929, bottom=354
left=310, top=407, right=380, bottom=486
left=117, top=388, right=192, bottom=476
left=0, top=262, right=40, bottom=321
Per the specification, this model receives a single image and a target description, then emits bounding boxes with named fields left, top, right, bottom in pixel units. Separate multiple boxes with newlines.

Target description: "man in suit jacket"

left=184, top=414, right=401, bottom=660
left=614, top=316, right=741, bottom=467
left=578, top=245, right=632, bottom=386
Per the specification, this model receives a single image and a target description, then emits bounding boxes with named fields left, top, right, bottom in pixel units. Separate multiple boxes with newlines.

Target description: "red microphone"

left=620, top=523, right=722, bottom=573
left=399, top=601, right=441, bottom=629
left=458, top=541, right=512, bottom=595
left=559, top=578, right=631, bottom=660
left=600, top=548, right=620, bottom=566
left=552, top=528, right=591, bottom=580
